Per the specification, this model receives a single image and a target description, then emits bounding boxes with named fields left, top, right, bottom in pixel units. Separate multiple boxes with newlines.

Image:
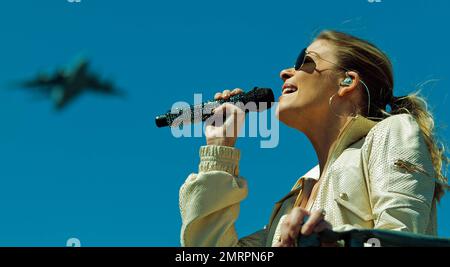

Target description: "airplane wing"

left=70, top=60, right=89, bottom=80
left=21, top=71, right=66, bottom=90
left=85, top=75, right=124, bottom=96
left=52, top=86, right=82, bottom=111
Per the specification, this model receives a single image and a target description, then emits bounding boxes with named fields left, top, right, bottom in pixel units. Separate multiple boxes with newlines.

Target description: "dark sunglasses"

left=294, top=48, right=317, bottom=73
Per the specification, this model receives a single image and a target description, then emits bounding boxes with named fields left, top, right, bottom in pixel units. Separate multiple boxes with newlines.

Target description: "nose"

left=280, top=68, right=295, bottom=81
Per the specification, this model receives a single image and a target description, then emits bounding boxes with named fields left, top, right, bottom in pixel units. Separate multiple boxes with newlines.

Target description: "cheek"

left=277, top=73, right=331, bottom=117
left=294, top=87, right=315, bottom=104
left=295, top=77, right=332, bottom=107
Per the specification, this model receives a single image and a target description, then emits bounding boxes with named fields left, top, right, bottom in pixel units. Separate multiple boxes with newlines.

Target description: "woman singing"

left=179, top=30, right=448, bottom=247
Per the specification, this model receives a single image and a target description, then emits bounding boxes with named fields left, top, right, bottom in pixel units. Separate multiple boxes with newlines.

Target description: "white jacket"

left=179, top=114, right=438, bottom=247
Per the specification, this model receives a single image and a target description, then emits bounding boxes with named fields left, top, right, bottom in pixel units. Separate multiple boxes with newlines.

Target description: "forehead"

left=306, top=39, right=336, bottom=62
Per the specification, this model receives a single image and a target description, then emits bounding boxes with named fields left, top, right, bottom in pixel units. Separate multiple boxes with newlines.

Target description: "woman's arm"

left=179, top=88, right=267, bottom=247
left=179, top=145, right=266, bottom=246
left=363, top=114, right=436, bottom=234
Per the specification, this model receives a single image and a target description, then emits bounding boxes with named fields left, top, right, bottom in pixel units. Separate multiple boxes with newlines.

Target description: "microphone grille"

left=244, top=87, right=274, bottom=111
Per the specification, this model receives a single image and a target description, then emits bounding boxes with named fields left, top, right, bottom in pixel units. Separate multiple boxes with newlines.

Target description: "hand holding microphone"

left=206, top=88, right=246, bottom=147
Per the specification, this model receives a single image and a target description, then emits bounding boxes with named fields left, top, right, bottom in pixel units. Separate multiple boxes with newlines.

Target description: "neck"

left=297, top=114, right=348, bottom=177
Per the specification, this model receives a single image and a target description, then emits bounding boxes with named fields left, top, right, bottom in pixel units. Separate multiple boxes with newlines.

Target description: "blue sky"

left=0, top=0, right=449, bottom=246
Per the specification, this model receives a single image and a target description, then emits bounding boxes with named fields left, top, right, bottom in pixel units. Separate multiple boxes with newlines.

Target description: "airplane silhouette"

left=18, top=59, right=124, bottom=110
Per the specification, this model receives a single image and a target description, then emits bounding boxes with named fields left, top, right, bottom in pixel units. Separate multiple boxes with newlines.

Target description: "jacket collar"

left=331, top=114, right=378, bottom=162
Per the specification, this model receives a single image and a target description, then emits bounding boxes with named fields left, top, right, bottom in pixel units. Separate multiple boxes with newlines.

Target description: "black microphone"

left=155, top=87, right=274, bottom=128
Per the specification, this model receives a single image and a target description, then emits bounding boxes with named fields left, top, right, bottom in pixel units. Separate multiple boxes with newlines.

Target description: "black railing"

left=297, top=229, right=450, bottom=247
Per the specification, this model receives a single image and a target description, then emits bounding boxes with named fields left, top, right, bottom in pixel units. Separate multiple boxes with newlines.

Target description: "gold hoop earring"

left=329, top=93, right=357, bottom=119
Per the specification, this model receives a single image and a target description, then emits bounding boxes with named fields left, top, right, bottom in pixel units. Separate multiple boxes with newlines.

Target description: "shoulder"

left=367, top=113, right=422, bottom=142
left=362, top=113, right=430, bottom=162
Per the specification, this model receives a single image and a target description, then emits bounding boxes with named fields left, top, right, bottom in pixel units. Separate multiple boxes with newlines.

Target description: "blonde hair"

left=316, top=30, right=449, bottom=201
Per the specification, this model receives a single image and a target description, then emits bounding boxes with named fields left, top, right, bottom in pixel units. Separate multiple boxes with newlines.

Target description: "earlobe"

left=337, top=87, right=349, bottom=97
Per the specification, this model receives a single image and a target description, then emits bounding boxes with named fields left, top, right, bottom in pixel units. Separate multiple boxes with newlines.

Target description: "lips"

left=282, top=83, right=298, bottom=95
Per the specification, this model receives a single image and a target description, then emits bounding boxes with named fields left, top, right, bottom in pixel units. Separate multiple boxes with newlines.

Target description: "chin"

left=276, top=105, right=293, bottom=127
left=275, top=104, right=288, bottom=122
left=275, top=105, right=281, bottom=120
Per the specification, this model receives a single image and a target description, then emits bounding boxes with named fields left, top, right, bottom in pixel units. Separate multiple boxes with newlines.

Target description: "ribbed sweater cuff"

left=199, top=146, right=241, bottom=176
